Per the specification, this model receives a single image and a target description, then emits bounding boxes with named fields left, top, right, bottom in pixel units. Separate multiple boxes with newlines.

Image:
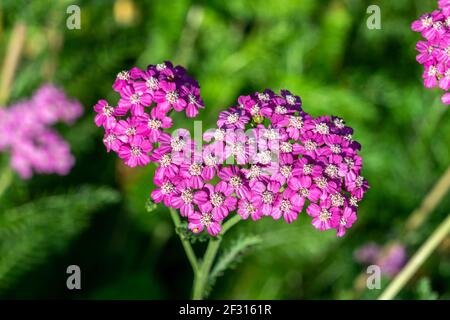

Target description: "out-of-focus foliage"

left=0, top=186, right=119, bottom=292
left=0, top=0, right=448, bottom=299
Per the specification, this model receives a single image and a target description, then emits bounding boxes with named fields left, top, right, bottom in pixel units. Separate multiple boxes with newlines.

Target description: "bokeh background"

left=0, top=0, right=449, bottom=299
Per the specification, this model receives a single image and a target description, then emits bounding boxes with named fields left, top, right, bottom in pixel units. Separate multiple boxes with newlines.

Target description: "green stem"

left=168, top=207, right=199, bottom=274
left=378, top=214, right=450, bottom=300
left=0, top=167, right=13, bottom=200
left=192, top=214, right=241, bottom=300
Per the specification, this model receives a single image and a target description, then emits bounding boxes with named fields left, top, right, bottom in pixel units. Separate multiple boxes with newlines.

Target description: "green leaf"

left=175, top=221, right=210, bottom=244
left=205, top=234, right=262, bottom=297
left=145, top=198, right=158, bottom=213
left=416, top=278, right=438, bottom=300
left=0, top=186, right=120, bottom=292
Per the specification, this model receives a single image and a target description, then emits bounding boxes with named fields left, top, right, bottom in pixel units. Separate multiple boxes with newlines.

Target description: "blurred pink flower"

left=0, top=84, right=83, bottom=179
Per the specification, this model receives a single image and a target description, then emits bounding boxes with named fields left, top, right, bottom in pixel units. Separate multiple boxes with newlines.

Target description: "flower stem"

left=192, top=214, right=241, bottom=300
left=0, top=21, right=26, bottom=106
left=378, top=214, right=450, bottom=300
left=405, top=165, right=450, bottom=232
left=353, top=165, right=450, bottom=295
left=0, top=167, right=13, bottom=200
left=168, top=207, right=199, bottom=274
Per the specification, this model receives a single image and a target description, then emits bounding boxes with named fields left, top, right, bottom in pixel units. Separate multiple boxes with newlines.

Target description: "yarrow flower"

left=412, top=0, right=450, bottom=104
left=0, top=84, right=83, bottom=179
left=150, top=89, right=368, bottom=237
left=94, top=63, right=369, bottom=238
left=94, top=61, right=205, bottom=167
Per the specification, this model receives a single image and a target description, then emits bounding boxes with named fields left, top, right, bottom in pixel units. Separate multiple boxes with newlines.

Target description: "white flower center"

left=248, top=165, right=262, bottom=179
left=130, top=93, right=141, bottom=105
left=428, top=66, right=438, bottom=76
left=334, top=118, right=345, bottom=128
left=303, top=164, right=313, bottom=175
left=181, top=189, right=194, bottom=204
left=117, top=70, right=129, bottom=80
left=280, top=142, right=292, bottom=153
left=349, top=196, right=358, bottom=207
left=289, top=116, right=303, bottom=129
left=304, top=140, right=317, bottom=151
left=280, top=165, right=292, bottom=178
left=355, top=176, right=364, bottom=188
left=286, top=95, right=296, bottom=105
left=319, top=209, right=331, bottom=222
left=200, top=212, right=213, bottom=227
left=103, top=105, right=114, bottom=116
left=275, top=105, right=287, bottom=114
left=161, top=182, right=175, bottom=194
left=262, top=190, right=274, bottom=204
left=126, top=127, right=136, bottom=136
left=244, top=202, right=256, bottom=215
left=166, top=91, right=179, bottom=104
left=230, top=176, right=242, bottom=188
left=263, top=129, right=278, bottom=140
left=104, top=134, right=116, bottom=143
left=227, top=113, right=239, bottom=124
left=214, top=129, right=225, bottom=141
left=146, top=77, right=159, bottom=90
left=171, top=137, right=186, bottom=152
left=160, top=154, right=172, bottom=167
left=325, top=164, right=338, bottom=178
left=315, top=177, right=327, bottom=189
left=258, top=93, right=270, bottom=101
left=280, top=199, right=292, bottom=213
left=330, top=193, right=344, bottom=207
left=257, top=151, right=272, bottom=165
left=422, top=17, right=433, bottom=28
left=156, top=63, right=166, bottom=71
left=148, top=119, right=162, bottom=130
left=315, top=123, right=329, bottom=134
left=211, top=192, right=224, bottom=207
left=189, top=163, right=203, bottom=176
left=204, top=154, right=218, bottom=166
left=250, top=104, right=260, bottom=115
left=299, top=188, right=309, bottom=197
left=131, top=146, right=142, bottom=156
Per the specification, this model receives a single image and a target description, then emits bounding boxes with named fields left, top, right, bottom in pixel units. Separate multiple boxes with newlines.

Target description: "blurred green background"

left=0, top=0, right=449, bottom=299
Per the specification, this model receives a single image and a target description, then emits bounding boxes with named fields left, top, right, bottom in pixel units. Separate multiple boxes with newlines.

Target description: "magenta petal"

left=207, top=222, right=222, bottom=236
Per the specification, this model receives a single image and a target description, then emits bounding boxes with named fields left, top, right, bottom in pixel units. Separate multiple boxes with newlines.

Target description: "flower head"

left=412, top=3, right=450, bottom=104
left=0, top=84, right=82, bottom=179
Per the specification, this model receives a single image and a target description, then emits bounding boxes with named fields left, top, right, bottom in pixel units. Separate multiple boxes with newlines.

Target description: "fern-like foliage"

left=205, top=235, right=262, bottom=298
left=0, top=186, right=119, bottom=292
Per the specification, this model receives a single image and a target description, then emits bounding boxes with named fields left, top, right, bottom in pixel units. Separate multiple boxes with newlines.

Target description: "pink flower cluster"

left=93, top=61, right=204, bottom=167
left=0, top=84, right=83, bottom=178
left=149, top=89, right=369, bottom=237
left=412, top=0, right=450, bottom=104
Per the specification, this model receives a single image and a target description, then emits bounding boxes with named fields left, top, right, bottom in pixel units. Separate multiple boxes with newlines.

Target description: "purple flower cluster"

left=0, top=84, right=83, bottom=178
left=354, top=242, right=407, bottom=277
left=150, top=89, right=369, bottom=237
left=93, top=61, right=204, bottom=167
left=412, top=0, right=450, bottom=104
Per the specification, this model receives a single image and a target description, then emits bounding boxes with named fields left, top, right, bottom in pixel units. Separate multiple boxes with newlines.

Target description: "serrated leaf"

left=145, top=198, right=158, bottom=213
left=0, top=186, right=120, bottom=292
left=175, top=221, right=210, bottom=244
left=205, top=234, right=262, bottom=298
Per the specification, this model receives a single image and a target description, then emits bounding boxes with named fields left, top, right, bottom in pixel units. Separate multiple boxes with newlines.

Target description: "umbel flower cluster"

left=412, top=0, right=450, bottom=104
left=0, top=84, right=83, bottom=178
left=94, top=61, right=204, bottom=167
left=95, top=62, right=369, bottom=237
